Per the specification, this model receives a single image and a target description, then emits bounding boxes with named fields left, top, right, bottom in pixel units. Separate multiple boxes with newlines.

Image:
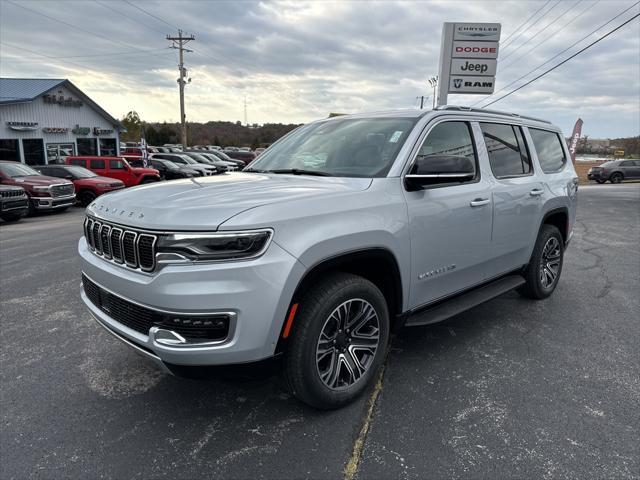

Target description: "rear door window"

left=69, top=159, right=86, bottom=167
left=529, top=128, right=567, bottom=173
left=480, top=123, right=532, bottom=178
left=90, top=159, right=105, bottom=169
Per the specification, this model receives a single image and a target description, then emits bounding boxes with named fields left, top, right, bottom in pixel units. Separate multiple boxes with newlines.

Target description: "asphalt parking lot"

left=1, top=184, right=639, bottom=479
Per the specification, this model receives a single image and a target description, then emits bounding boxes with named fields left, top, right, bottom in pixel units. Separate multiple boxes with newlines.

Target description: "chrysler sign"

left=437, top=22, right=501, bottom=104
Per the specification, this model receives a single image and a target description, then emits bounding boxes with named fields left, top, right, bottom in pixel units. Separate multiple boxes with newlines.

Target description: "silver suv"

left=79, top=106, right=578, bottom=409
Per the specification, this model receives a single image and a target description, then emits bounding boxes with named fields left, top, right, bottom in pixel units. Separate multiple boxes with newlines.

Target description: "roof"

left=0, top=78, right=124, bottom=130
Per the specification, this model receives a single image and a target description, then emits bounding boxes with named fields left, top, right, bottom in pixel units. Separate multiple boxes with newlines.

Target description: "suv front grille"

left=82, top=274, right=230, bottom=340
left=0, top=189, right=26, bottom=198
left=84, top=216, right=157, bottom=272
left=51, top=184, right=74, bottom=197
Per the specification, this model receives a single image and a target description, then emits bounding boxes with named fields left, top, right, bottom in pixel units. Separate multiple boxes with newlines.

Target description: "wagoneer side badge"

left=418, top=264, right=456, bottom=280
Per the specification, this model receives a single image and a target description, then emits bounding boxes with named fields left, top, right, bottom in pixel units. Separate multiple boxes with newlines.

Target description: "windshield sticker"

left=389, top=131, right=403, bottom=143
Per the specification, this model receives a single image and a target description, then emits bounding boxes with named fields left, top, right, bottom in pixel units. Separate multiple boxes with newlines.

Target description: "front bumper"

left=1, top=197, right=29, bottom=214
left=79, top=236, right=304, bottom=366
left=32, top=194, right=76, bottom=210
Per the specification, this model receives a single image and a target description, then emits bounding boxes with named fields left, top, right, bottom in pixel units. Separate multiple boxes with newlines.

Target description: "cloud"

left=1, top=0, right=638, bottom=137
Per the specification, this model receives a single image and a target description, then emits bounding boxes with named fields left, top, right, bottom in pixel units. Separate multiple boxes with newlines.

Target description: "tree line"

left=120, top=111, right=300, bottom=148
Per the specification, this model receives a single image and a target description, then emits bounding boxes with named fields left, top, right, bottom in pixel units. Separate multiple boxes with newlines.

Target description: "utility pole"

left=244, top=95, right=248, bottom=126
left=416, top=96, right=426, bottom=109
left=428, top=76, right=438, bottom=109
left=167, top=30, right=195, bottom=148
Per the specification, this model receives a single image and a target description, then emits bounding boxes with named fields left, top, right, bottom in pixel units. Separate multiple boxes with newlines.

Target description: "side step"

left=404, top=275, right=525, bottom=327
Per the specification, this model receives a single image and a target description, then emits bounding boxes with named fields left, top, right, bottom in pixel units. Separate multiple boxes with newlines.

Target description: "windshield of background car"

left=0, top=163, right=41, bottom=177
left=248, top=117, right=418, bottom=177
left=66, top=166, right=97, bottom=178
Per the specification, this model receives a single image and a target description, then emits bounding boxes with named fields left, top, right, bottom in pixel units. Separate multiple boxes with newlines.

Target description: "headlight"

left=157, top=229, right=273, bottom=261
left=96, top=183, right=111, bottom=188
left=33, top=186, right=50, bottom=192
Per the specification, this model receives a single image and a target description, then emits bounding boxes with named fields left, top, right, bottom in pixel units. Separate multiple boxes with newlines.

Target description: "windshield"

left=66, top=166, right=97, bottom=178
left=0, top=162, right=40, bottom=177
left=213, top=150, right=232, bottom=161
left=186, top=153, right=210, bottom=163
left=162, top=161, right=180, bottom=169
left=181, top=156, right=198, bottom=164
left=247, top=117, right=417, bottom=177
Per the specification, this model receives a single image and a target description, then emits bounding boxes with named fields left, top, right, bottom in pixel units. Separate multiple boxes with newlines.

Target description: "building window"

left=46, top=143, right=76, bottom=164
left=77, top=138, right=97, bottom=156
left=480, top=123, right=532, bottom=178
left=22, top=139, right=45, bottom=165
left=99, top=138, right=117, bottom=156
left=0, top=139, right=20, bottom=162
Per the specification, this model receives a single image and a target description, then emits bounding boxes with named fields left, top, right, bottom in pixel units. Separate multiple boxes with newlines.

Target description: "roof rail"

left=434, top=105, right=552, bottom=124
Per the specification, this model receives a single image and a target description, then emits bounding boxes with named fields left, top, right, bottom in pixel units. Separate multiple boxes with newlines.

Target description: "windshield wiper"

left=265, top=169, right=334, bottom=177
left=243, top=167, right=267, bottom=173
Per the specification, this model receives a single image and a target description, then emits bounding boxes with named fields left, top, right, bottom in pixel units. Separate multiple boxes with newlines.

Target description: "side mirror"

left=65, top=174, right=74, bottom=180
left=405, top=155, right=475, bottom=190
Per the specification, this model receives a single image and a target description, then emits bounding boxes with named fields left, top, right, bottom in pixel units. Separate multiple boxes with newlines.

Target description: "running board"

left=404, top=275, right=525, bottom=327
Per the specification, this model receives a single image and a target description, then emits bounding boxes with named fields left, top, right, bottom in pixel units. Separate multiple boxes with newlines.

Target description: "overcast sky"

left=1, top=0, right=639, bottom=137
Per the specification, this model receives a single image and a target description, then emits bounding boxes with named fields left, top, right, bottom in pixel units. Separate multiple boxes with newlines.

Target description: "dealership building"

left=0, top=78, right=124, bottom=165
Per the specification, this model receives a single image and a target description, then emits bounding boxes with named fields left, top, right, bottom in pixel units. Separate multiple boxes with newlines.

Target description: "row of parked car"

left=0, top=146, right=261, bottom=223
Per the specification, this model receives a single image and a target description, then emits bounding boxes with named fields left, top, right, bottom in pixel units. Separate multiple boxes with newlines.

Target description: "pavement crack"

left=343, top=348, right=388, bottom=480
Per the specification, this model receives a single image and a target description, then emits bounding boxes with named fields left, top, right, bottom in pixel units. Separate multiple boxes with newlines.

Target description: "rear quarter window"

left=90, top=159, right=106, bottom=169
left=529, top=128, right=567, bottom=173
left=69, top=159, right=86, bottom=167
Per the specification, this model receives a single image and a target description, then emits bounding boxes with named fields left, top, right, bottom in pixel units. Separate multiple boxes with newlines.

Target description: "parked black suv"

left=0, top=185, right=29, bottom=222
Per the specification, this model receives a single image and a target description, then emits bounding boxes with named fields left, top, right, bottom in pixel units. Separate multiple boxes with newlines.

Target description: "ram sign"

left=437, top=22, right=501, bottom=105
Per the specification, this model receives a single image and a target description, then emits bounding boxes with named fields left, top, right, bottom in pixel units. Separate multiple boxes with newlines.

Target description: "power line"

left=5, top=0, right=169, bottom=60
left=500, top=0, right=584, bottom=64
left=473, top=1, right=640, bottom=107
left=501, top=0, right=562, bottom=51
left=500, top=0, right=552, bottom=45
left=481, top=12, right=640, bottom=108
left=499, top=0, right=600, bottom=74
left=93, top=0, right=169, bottom=36
left=122, top=0, right=177, bottom=30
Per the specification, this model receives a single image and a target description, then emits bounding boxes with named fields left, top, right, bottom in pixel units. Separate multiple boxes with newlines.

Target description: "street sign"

left=437, top=22, right=501, bottom=106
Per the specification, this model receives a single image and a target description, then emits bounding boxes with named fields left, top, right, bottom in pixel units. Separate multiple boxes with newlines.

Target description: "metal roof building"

left=1, top=78, right=124, bottom=165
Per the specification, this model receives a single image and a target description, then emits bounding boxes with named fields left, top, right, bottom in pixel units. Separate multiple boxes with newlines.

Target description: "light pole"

left=428, top=76, right=438, bottom=109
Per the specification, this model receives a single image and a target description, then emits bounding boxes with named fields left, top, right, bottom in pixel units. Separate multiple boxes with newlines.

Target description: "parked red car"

left=0, top=161, right=75, bottom=214
left=35, top=164, right=125, bottom=206
left=66, top=156, right=160, bottom=187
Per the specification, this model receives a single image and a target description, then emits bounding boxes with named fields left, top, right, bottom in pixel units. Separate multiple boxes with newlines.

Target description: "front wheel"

left=518, top=224, right=564, bottom=299
left=140, top=177, right=159, bottom=184
left=79, top=190, right=97, bottom=207
left=284, top=273, right=389, bottom=409
left=596, top=179, right=606, bottom=184
left=0, top=212, right=24, bottom=222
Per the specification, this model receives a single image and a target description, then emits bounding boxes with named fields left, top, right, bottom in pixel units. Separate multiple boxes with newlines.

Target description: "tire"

left=518, top=224, right=564, bottom=300
left=284, top=273, right=390, bottom=409
left=0, top=212, right=24, bottom=222
left=610, top=172, right=623, bottom=184
left=596, top=179, right=606, bottom=184
left=79, top=190, right=97, bottom=207
left=140, top=177, right=159, bottom=184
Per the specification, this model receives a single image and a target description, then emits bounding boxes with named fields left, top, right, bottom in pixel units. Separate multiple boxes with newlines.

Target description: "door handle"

left=530, top=188, right=544, bottom=196
left=469, top=198, right=490, bottom=207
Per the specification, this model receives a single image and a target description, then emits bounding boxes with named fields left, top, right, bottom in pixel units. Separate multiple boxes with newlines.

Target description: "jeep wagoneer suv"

left=79, top=106, right=578, bottom=409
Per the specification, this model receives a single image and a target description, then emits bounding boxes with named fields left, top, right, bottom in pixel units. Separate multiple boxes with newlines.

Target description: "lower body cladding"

left=32, top=194, right=76, bottom=210
left=78, top=237, right=304, bottom=369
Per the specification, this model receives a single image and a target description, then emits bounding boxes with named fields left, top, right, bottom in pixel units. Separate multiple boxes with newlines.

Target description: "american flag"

left=140, top=127, right=149, bottom=167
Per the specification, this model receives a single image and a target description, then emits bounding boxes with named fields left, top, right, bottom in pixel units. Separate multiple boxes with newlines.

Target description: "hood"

left=131, top=167, right=159, bottom=175
left=10, top=175, right=73, bottom=187
left=86, top=172, right=372, bottom=230
left=76, top=176, right=124, bottom=186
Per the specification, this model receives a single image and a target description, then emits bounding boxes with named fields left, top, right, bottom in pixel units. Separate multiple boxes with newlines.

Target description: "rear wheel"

left=518, top=224, right=564, bottom=300
left=284, top=273, right=389, bottom=409
left=610, top=172, right=623, bottom=184
left=596, top=179, right=606, bottom=184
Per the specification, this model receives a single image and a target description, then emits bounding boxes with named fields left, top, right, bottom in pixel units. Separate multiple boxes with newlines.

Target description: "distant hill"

left=144, top=121, right=301, bottom=148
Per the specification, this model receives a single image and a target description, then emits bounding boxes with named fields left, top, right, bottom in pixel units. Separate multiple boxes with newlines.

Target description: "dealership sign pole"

left=437, top=23, right=501, bottom=106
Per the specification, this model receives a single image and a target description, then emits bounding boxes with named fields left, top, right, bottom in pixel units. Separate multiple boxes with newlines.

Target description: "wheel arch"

left=541, top=207, right=569, bottom=244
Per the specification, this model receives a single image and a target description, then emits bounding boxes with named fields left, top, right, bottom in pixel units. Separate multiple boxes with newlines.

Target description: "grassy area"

left=574, top=161, right=599, bottom=184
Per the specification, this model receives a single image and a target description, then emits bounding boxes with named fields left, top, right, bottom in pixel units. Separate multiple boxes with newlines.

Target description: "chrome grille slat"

left=83, top=216, right=158, bottom=272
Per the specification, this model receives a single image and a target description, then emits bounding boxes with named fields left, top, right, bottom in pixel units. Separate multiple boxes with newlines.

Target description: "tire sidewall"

left=534, top=226, right=564, bottom=297
left=290, top=276, right=389, bottom=408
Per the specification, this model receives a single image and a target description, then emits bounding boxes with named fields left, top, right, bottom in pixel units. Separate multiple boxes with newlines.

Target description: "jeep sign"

left=450, top=58, right=497, bottom=76
left=437, top=22, right=501, bottom=105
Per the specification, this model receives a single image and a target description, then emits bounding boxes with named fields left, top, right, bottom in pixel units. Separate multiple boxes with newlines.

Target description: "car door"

left=107, top=158, right=130, bottom=185
left=620, top=160, right=640, bottom=179
left=404, top=120, right=493, bottom=308
left=479, top=122, right=545, bottom=278
left=89, top=158, right=108, bottom=178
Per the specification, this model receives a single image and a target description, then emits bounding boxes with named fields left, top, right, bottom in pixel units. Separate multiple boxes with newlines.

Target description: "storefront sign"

left=72, top=125, right=91, bottom=135
left=6, top=121, right=38, bottom=131
left=43, top=93, right=83, bottom=107
left=42, top=127, right=70, bottom=134
left=93, top=127, right=114, bottom=135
